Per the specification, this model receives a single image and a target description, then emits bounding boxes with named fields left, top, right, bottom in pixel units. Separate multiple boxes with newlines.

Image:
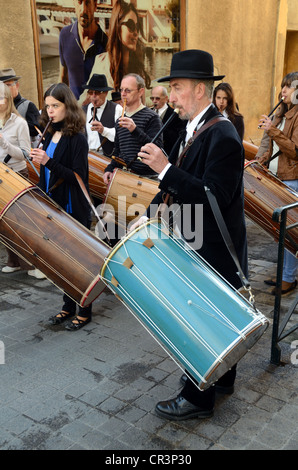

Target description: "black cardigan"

left=38, top=132, right=91, bottom=226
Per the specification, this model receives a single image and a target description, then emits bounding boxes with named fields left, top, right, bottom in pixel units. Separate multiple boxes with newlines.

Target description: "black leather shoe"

left=155, top=395, right=213, bottom=421
left=180, top=374, right=234, bottom=395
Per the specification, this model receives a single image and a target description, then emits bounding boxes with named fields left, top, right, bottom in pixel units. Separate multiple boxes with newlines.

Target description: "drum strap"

left=204, top=186, right=256, bottom=306
left=74, top=172, right=112, bottom=246
left=158, top=116, right=227, bottom=215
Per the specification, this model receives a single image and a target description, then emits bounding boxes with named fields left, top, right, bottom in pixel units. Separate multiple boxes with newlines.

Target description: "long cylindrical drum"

left=0, top=163, right=110, bottom=306
left=102, top=168, right=159, bottom=224
left=100, top=219, right=268, bottom=390
left=244, top=160, right=298, bottom=255
left=243, top=140, right=258, bottom=161
left=27, top=150, right=111, bottom=202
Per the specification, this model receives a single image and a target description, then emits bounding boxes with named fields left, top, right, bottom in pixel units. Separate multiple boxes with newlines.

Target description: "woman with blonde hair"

left=0, top=82, right=38, bottom=275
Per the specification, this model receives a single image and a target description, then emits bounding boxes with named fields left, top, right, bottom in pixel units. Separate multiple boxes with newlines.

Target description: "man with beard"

left=59, top=0, right=107, bottom=99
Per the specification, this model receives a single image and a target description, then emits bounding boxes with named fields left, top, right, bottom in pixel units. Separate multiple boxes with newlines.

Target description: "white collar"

left=186, top=103, right=212, bottom=138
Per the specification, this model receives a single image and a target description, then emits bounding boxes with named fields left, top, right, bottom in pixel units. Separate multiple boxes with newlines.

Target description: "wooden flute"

left=36, top=117, right=53, bottom=147
left=258, top=97, right=284, bottom=128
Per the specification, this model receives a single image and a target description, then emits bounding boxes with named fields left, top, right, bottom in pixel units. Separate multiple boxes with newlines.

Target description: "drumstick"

left=74, top=172, right=112, bottom=245
left=135, top=108, right=180, bottom=164
left=119, top=98, right=127, bottom=127
left=258, top=97, right=284, bottom=128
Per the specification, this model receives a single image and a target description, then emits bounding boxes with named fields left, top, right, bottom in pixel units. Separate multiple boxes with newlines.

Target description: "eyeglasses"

left=5, top=82, right=17, bottom=87
left=87, top=90, right=104, bottom=96
left=121, top=19, right=140, bottom=34
left=150, top=96, right=161, bottom=101
left=120, top=88, right=138, bottom=94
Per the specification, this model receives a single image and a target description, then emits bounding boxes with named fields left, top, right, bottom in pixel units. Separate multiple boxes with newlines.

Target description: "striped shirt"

left=105, top=106, right=163, bottom=175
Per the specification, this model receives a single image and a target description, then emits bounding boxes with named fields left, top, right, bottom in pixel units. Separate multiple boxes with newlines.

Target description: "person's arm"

left=0, top=119, right=30, bottom=160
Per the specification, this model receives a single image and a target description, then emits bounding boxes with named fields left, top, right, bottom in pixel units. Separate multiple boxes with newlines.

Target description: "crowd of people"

left=1, top=2, right=298, bottom=423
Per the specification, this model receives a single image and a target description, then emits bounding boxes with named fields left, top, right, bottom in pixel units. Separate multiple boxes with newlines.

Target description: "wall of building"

left=1, top=0, right=296, bottom=146
left=185, top=0, right=288, bottom=145
left=0, top=0, right=39, bottom=108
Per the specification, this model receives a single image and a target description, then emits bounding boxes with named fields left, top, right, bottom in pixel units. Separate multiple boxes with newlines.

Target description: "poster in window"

left=34, top=0, right=181, bottom=103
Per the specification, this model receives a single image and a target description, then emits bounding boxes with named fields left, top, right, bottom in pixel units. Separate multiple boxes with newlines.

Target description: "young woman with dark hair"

left=30, top=83, right=92, bottom=330
left=213, top=82, right=245, bottom=140
left=87, top=0, right=151, bottom=92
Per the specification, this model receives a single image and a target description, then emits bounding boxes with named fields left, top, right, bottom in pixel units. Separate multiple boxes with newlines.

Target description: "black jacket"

left=38, top=132, right=91, bottom=227
left=149, top=104, right=248, bottom=289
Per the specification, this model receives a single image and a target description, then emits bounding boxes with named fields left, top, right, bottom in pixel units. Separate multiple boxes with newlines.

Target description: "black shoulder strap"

left=204, top=186, right=253, bottom=296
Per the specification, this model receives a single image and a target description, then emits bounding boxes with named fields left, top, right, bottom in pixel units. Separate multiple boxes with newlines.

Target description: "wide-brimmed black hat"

left=82, top=74, right=113, bottom=92
left=110, top=91, right=122, bottom=102
left=0, top=68, right=21, bottom=82
left=157, top=49, right=225, bottom=82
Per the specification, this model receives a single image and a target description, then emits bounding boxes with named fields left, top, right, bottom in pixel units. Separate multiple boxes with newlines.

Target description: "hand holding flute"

left=30, top=118, right=52, bottom=165
left=258, top=97, right=284, bottom=129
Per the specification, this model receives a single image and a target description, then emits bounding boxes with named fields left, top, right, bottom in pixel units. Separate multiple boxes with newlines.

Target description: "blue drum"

left=101, top=219, right=268, bottom=390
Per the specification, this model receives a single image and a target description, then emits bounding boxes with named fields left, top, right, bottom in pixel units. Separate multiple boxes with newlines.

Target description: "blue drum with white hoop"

left=101, top=219, right=268, bottom=390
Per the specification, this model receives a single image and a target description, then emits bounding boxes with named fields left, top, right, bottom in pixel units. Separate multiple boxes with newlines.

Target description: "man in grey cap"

left=0, top=68, right=40, bottom=145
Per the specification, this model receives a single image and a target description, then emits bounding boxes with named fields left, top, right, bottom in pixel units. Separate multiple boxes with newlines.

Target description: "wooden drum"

left=244, top=160, right=298, bottom=255
left=102, top=169, right=159, bottom=225
left=0, top=164, right=110, bottom=306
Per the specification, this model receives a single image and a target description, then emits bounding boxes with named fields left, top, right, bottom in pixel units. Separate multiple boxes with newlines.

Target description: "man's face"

left=169, top=79, right=198, bottom=121
left=74, top=0, right=96, bottom=29
left=4, top=80, right=19, bottom=99
left=87, top=90, right=107, bottom=107
left=150, top=87, right=168, bottom=110
left=120, top=76, right=143, bottom=109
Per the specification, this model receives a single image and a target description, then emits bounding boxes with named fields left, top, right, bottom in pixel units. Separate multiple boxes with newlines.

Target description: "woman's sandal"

left=48, top=310, right=75, bottom=325
left=65, top=316, right=91, bottom=331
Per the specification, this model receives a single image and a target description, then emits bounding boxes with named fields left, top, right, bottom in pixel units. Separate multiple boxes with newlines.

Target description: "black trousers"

left=62, top=293, right=92, bottom=319
left=181, top=365, right=237, bottom=409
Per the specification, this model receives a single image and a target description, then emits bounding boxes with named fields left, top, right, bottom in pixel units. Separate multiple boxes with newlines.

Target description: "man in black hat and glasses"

left=83, top=74, right=123, bottom=157
left=136, top=49, right=248, bottom=420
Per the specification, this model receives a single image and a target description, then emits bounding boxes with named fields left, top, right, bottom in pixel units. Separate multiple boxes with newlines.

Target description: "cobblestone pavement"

left=0, top=219, right=297, bottom=451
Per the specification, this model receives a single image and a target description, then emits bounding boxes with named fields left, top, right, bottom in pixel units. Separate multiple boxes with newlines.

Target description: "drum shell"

left=103, top=169, right=159, bottom=224
left=243, top=140, right=258, bottom=161
left=244, top=161, right=298, bottom=255
left=0, top=186, right=110, bottom=306
left=101, top=220, right=268, bottom=390
left=88, top=151, right=111, bottom=201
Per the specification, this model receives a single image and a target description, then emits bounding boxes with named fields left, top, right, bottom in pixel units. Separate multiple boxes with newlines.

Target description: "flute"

left=258, top=97, right=284, bottom=128
left=36, top=118, right=53, bottom=147
left=119, top=98, right=127, bottom=127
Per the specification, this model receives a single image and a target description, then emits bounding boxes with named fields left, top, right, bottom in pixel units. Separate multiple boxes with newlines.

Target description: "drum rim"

left=0, top=186, right=34, bottom=218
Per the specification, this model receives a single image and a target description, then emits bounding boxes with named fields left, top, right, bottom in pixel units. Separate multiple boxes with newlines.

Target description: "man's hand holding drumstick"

left=137, top=142, right=169, bottom=174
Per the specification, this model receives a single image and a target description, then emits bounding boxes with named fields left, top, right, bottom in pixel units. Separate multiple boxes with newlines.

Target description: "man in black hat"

left=83, top=74, right=123, bottom=157
left=0, top=68, right=40, bottom=146
left=137, top=49, right=248, bottom=420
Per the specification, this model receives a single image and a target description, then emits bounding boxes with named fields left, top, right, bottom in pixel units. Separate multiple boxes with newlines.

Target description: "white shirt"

left=159, top=103, right=212, bottom=180
left=156, top=103, right=168, bottom=118
left=269, top=117, right=285, bottom=175
left=86, top=100, right=123, bottom=150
